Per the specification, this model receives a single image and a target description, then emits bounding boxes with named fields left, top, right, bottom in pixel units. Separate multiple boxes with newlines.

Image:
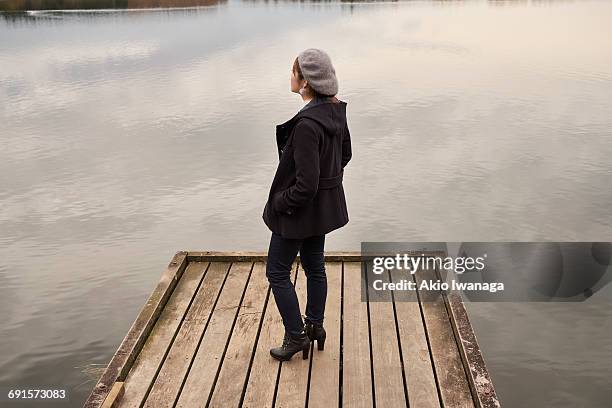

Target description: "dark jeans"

left=266, top=231, right=327, bottom=337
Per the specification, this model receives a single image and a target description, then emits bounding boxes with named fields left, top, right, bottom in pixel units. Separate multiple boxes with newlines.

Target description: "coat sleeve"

left=341, top=121, right=352, bottom=168
left=272, top=119, right=320, bottom=214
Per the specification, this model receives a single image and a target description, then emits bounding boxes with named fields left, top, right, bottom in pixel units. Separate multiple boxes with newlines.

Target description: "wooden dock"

left=84, top=251, right=500, bottom=408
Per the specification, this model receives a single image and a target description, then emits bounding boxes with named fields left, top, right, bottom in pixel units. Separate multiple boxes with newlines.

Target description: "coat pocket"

left=272, top=190, right=295, bottom=215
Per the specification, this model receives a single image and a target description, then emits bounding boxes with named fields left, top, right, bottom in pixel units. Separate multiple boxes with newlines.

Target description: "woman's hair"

left=293, top=57, right=338, bottom=101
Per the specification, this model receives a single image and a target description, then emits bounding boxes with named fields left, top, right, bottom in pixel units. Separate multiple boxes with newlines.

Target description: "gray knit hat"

left=297, top=48, right=338, bottom=96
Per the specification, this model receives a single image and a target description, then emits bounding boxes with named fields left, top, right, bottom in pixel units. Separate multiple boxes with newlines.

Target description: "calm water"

left=2, top=0, right=612, bottom=406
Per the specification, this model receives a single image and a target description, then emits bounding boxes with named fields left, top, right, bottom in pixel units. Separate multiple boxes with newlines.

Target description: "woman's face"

left=290, top=67, right=307, bottom=94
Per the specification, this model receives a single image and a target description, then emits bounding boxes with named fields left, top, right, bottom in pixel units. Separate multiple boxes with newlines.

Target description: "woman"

left=262, top=48, right=352, bottom=361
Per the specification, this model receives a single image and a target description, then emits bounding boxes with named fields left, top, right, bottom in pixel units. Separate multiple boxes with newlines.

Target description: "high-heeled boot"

left=304, top=318, right=326, bottom=351
left=270, top=329, right=310, bottom=361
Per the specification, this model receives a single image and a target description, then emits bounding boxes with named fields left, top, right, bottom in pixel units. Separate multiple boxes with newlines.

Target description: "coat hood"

left=276, top=97, right=347, bottom=156
left=297, top=97, right=347, bottom=139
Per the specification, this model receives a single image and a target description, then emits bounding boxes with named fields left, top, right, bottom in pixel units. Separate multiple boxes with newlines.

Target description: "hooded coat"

left=262, top=96, right=352, bottom=239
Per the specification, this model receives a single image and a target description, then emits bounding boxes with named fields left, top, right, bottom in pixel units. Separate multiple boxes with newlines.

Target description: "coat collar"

left=299, top=95, right=332, bottom=112
left=277, top=96, right=336, bottom=129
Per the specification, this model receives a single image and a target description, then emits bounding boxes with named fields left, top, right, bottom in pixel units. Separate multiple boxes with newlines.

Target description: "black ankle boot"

left=270, top=330, right=310, bottom=361
left=304, top=319, right=326, bottom=351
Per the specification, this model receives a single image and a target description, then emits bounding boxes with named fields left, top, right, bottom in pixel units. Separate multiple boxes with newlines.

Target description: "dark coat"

left=262, top=96, right=352, bottom=239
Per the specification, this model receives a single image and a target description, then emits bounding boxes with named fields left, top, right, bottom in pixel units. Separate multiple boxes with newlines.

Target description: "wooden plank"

left=84, top=251, right=189, bottom=408
left=367, top=263, right=407, bottom=407
left=207, top=262, right=270, bottom=407
left=101, top=382, right=124, bottom=408
left=342, top=261, right=373, bottom=408
left=443, top=290, right=501, bottom=408
left=242, top=262, right=298, bottom=407
left=274, top=261, right=311, bottom=407
left=142, top=261, right=230, bottom=408
left=414, top=264, right=475, bottom=408
left=186, top=251, right=447, bottom=263
left=308, top=261, right=342, bottom=407
left=116, top=262, right=209, bottom=408
left=176, top=261, right=253, bottom=407
left=390, top=267, right=440, bottom=408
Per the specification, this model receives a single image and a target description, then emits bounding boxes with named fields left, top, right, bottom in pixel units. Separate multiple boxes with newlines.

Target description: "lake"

left=1, top=0, right=612, bottom=406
